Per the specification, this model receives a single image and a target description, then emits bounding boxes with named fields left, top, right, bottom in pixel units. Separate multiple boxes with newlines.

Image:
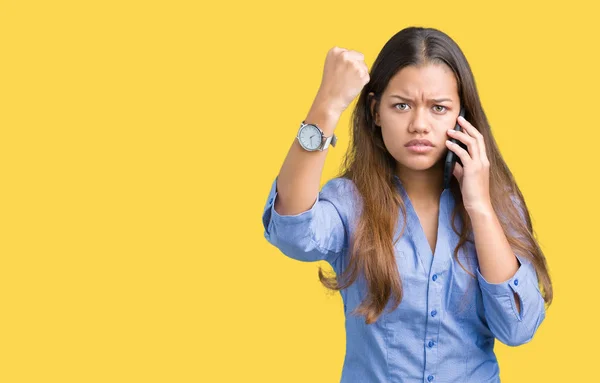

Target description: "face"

left=370, top=63, right=461, bottom=173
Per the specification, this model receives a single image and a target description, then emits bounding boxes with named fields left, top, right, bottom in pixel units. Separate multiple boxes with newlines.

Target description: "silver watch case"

left=296, top=121, right=337, bottom=152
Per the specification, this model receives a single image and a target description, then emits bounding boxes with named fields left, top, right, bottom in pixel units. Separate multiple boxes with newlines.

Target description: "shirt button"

left=432, top=274, right=438, bottom=281
left=428, top=340, right=435, bottom=348
left=431, top=310, right=437, bottom=317
left=514, top=279, right=519, bottom=286
left=428, top=375, right=434, bottom=382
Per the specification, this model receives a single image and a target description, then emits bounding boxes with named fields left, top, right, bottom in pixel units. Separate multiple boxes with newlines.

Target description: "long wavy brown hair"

left=318, top=27, right=553, bottom=324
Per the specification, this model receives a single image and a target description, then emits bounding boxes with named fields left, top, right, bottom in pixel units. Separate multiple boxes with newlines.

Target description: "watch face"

left=298, top=124, right=322, bottom=150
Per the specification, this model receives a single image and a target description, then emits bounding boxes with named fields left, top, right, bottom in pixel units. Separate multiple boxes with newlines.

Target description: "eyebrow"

left=390, top=95, right=454, bottom=103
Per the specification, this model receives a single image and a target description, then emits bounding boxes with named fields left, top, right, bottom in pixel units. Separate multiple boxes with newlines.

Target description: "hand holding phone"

left=443, top=107, right=467, bottom=189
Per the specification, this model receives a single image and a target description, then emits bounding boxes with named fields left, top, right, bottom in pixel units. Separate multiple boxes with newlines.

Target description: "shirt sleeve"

left=261, top=176, right=353, bottom=265
left=476, top=254, right=546, bottom=346
left=476, top=193, right=546, bottom=347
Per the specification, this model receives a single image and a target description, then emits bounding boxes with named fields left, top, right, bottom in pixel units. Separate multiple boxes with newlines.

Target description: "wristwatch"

left=296, top=121, right=337, bottom=152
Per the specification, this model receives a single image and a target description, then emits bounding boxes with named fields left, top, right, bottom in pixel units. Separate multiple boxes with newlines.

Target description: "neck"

left=396, top=162, right=445, bottom=206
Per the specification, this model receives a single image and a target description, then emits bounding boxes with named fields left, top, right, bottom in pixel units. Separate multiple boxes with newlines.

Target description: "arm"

left=273, top=99, right=342, bottom=217
left=262, top=47, right=369, bottom=264
left=445, top=115, right=546, bottom=347
left=260, top=99, right=345, bottom=264
left=469, top=203, right=546, bottom=346
left=274, top=46, right=369, bottom=216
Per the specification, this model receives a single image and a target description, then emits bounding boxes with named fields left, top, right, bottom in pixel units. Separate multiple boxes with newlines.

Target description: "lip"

left=405, top=139, right=434, bottom=154
left=406, top=145, right=433, bottom=153
left=405, top=139, right=434, bottom=147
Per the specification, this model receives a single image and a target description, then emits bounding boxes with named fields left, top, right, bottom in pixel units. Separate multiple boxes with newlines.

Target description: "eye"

left=433, top=105, right=447, bottom=113
left=393, top=103, right=409, bottom=111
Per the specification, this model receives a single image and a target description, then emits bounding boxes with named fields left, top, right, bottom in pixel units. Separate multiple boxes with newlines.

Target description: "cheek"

left=379, top=109, right=402, bottom=124
left=381, top=125, right=405, bottom=143
left=380, top=126, right=405, bottom=151
left=379, top=114, right=406, bottom=140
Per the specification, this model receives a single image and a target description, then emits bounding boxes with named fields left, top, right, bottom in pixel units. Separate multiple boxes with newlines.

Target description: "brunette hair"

left=318, top=26, right=553, bottom=324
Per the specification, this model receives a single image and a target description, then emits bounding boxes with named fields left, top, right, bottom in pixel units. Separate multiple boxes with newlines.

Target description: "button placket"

left=423, top=191, right=453, bottom=383
left=424, top=267, right=442, bottom=383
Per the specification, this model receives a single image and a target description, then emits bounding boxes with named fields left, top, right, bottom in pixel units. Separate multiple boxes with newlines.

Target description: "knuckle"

left=332, top=46, right=346, bottom=56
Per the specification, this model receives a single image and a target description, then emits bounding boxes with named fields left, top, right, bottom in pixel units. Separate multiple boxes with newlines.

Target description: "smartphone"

left=443, top=107, right=467, bottom=190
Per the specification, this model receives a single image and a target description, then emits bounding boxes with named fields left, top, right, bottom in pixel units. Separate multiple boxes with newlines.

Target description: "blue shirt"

left=261, top=175, right=546, bottom=383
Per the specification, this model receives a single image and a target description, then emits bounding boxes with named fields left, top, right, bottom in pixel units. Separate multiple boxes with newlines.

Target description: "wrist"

left=305, top=101, right=342, bottom=136
left=312, top=92, right=346, bottom=115
left=465, top=201, right=495, bottom=219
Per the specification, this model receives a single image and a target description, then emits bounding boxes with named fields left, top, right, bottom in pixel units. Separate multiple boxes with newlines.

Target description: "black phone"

left=443, top=107, right=467, bottom=189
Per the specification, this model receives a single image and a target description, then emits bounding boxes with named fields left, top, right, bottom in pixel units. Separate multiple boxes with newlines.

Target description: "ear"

left=368, top=92, right=380, bottom=126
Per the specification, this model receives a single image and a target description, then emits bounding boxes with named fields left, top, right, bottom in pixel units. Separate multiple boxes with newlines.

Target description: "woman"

left=261, top=26, right=552, bottom=383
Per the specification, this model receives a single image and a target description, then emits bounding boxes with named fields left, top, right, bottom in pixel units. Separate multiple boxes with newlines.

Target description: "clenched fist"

left=315, top=47, right=370, bottom=114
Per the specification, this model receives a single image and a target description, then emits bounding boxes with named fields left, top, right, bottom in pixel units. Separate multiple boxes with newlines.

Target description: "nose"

left=408, top=108, right=430, bottom=134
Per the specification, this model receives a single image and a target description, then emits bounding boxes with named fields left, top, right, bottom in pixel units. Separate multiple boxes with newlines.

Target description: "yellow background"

left=1, top=0, right=597, bottom=381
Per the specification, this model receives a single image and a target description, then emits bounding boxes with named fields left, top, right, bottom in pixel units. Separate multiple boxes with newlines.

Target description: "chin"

left=394, top=154, right=444, bottom=172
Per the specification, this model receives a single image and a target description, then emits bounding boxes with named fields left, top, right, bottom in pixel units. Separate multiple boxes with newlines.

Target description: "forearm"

left=275, top=97, right=342, bottom=216
left=468, top=203, right=521, bottom=310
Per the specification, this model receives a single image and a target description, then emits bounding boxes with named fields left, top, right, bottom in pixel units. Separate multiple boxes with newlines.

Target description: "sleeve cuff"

left=476, top=255, right=529, bottom=296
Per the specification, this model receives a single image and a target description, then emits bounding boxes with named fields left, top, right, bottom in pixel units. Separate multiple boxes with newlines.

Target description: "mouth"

left=405, top=139, right=434, bottom=153
left=405, top=139, right=434, bottom=147
left=405, top=145, right=434, bottom=153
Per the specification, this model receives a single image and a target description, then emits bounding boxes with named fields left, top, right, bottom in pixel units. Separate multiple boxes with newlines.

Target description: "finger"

left=456, top=116, right=486, bottom=163
left=333, top=46, right=348, bottom=52
left=342, top=50, right=365, bottom=62
left=350, top=50, right=365, bottom=61
left=359, top=61, right=370, bottom=73
left=447, top=129, right=479, bottom=162
left=457, top=116, right=482, bottom=139
left=446, top=139, right=472, bottom=165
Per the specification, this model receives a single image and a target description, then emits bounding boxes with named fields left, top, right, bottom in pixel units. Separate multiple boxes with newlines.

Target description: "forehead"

left=384, top=63, right=458, bottom=98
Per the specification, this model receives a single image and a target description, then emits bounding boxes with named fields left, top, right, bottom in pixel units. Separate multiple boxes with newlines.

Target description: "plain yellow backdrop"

left=1, top=0, right=598, bottom=382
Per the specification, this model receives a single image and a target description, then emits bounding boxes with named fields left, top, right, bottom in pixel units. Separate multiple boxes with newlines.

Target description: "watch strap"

left=320, top=134, right=337, bottom=150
